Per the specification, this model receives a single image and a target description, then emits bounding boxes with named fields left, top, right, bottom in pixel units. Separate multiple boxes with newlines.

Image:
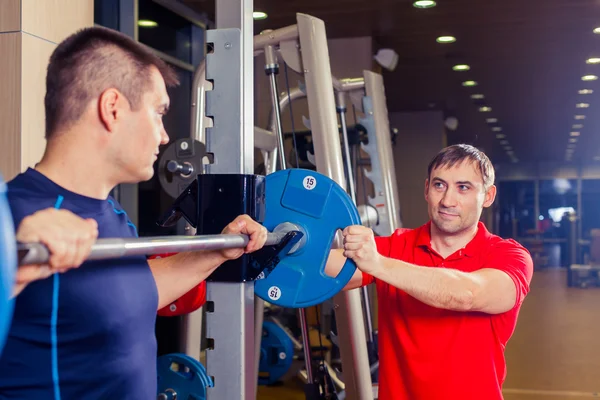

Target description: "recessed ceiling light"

left=577, top=103, right=590, bottom=108
left=570, top=138, right=578, bottom=143
left=579, top=89, right=594, bottom=95
left=462, top=80, right=478, bottom=87
left=504, top=146, right=512, bottom=151
left=582, top=75, right=598, bottom=81
left=594, top=156, right=600, bottom=161
left=413, top=0, right=437, bottom=8
left=496, top=134, right=506, bottom=139
left=594, top=27, right=600, bottom=34
left=491, top=127, right=502, bottom=132
left=253, top=11, right=268, bottom=19
left=453, top=64, right=470, bottom=71
left=568, top=143, right=576, bottom=149
left=587, top=58, right=600, bottom=64
left=507, top=150, right=514, bottom=155
left=573, top=124, right=584, bottom=129
left=511, top=158, right=519, bottom=163
left=471, top=94, right=485, bottom=100
left=138, top=19, right=158, bottom=27
left=479, top=106, right=492, bottom=112
left=486, top=118, right=498, bottom=124
left=570, top=132, right=581, bottom=136
left=575, top=115, right=586, bottom=120
left=436, top=36, right=456, bottom=44
left=500, top=140, right=509, bottom=145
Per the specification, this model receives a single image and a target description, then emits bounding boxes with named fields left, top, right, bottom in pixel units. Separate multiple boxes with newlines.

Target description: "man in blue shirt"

left=1, top=26, right=267, bottom=399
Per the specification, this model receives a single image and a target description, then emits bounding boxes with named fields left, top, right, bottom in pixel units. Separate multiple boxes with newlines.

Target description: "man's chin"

left=433, top=219, right=462, bottom=235
left=122, top=168, right=154, bottom=184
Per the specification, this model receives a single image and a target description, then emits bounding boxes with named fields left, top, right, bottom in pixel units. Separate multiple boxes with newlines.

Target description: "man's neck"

left=35, top=133, right=116, bottom=200
left=430, top=223, right=479, bottom=259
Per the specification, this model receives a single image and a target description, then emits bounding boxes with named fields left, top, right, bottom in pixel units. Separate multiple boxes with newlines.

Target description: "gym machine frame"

left=183, top=3, right=374, bottom=398
left=183, top=2, right=403, bottom=397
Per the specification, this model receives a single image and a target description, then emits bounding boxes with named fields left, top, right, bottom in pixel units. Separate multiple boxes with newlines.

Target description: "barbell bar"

left=17, top=228, right=300, bottom=266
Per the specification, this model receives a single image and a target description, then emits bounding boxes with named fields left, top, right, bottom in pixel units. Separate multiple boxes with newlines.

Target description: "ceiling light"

left=491, top=127, right=502, bottom=132
left=436, top=36, right=456, bottom=44
left=453, top=64, right=470, bottom=71
left=570, top=132, right=581, bottom=136
left=570, top=138, right=578, bottom=143
left=471, top=94, right=485, bottom=100
left=506, top=150, right=514, bottom=155
left=462, top=80, right=478, bottom=87
left=253, top=11, right=268, bottom=20
left=573, top=124, right=584, bottom=129
left=505, top=146, right=512, bottom=151
left=511, top=158, right=519, bottom=163
left=582, top=75, right=598, bottom=81
left=486, top=118, right=498, bottom=124
left=496, top=134, right=506, bottom=139
left=137, top=19, right=158, bottom=27
left=500, top=140, right=509, bottom=145
left=568, top=143, right=576, bottom=149
left=479, top=106, right=492, bottom=112
left=575, top=115, right=586, bottom=120
left=594, top=27, right=600, bottom=34
left=413, top=0, right=437, bottom=8
left=577, top=103, right=590, bottom=108
left=594, top=156, right=600, bottom=161
left=588, top=57, right=600, bottom=64
left=579, top=89, right=594, bottom=95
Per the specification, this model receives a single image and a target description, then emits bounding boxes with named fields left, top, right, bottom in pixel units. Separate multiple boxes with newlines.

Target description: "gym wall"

left=0, top=0, right=94, bottom=181
left=390, top=111, right=447, bottom=228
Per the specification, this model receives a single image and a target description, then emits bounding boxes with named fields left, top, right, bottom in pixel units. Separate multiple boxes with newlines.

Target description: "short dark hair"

left=427, top=144, right=495, bottom=188
left=44, top=26, right=180, bottom=138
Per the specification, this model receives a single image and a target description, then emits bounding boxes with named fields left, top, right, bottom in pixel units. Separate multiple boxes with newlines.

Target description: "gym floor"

left=258, top=268, right=600, bottom=399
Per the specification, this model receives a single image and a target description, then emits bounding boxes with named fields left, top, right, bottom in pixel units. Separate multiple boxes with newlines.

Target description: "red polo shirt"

left=362, top=221, right=533, bottom=400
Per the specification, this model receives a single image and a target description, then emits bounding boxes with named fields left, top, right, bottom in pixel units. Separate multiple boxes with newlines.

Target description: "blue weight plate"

left=259, top=321, right=294, bottom=385
left=0, top=175, right=16, bottom=357
left=157, top=353, right=212, bottom=400
left=255, top=169, right=361, bottom=308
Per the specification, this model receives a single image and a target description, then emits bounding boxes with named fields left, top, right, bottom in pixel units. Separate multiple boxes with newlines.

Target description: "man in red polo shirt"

left=328, top=144, right=533, bottom=400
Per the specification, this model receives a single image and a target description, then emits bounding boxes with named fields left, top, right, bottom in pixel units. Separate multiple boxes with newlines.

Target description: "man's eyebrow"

left=456, top=180, right=474, bottom=186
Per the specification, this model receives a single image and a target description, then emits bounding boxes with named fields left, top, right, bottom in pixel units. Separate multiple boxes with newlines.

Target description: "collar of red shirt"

left=415, top=221, right=493, bottom=258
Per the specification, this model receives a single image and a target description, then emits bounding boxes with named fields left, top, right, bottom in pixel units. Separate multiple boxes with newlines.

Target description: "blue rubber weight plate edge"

left=157, top=353, right=212, bottom=399
left=255, top=169, right=362, bottom=307
left=259, top=321, right=294, bottom=385
left=0, top=175, right=16, bottom=357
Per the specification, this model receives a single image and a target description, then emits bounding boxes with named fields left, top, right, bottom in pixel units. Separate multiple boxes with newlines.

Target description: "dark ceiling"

left=181, top=0, right=600, bottom=166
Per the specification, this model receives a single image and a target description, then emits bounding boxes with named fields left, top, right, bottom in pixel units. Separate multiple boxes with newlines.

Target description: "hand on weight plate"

left=342, top=225, right=382, bottom=274
left=219, top=214, right=268, bottom=260
left=16, top=208, right=98, bottom=284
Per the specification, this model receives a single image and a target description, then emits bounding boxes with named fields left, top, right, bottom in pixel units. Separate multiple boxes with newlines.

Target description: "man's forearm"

left=149, top=250, right=227, bottom=310
left=372, top=257, right=478, bottom=311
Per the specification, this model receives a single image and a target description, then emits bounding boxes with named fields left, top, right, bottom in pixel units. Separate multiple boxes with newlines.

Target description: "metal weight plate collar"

left=158, top=139, right=208, bottom=199
left=255, top=169, right=362, bottom=308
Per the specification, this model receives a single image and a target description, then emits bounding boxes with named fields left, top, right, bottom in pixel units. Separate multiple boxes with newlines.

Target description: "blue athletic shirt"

left=0, top=168, right=159, bottom=399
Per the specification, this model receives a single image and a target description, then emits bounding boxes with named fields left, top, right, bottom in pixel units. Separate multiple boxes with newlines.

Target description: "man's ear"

left=424, top=178, right=430, bottom=202
left=98, top=88, right=123, bottom=132
left=483, top=185, right=497, bottom=208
